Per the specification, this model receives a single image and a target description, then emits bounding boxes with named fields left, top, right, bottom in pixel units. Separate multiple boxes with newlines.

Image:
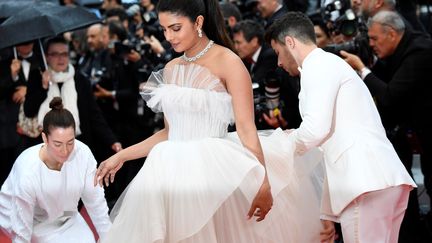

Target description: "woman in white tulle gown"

left=94, top=0, right=324, bottom=242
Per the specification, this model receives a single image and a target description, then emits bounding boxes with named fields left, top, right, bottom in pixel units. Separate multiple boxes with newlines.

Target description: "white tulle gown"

left=102, top=64, right=324, bottom=243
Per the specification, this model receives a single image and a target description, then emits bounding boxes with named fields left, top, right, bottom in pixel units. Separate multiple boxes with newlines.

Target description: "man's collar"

left=251, top=46, right=262, bottom=63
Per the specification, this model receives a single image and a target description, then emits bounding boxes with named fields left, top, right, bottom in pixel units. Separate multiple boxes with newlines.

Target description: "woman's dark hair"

left=156, top=0, right=234, bottom=50
left=44, top=36, right=69, bottom=54
left=42, top=97, right=76, bottom=135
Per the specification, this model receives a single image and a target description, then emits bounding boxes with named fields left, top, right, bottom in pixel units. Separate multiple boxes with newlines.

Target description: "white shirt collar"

left=252, top=46, right=262, bottom=63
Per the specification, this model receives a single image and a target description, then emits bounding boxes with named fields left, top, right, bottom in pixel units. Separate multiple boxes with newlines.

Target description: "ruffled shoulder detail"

left=140, top=64, right=229, bottom=113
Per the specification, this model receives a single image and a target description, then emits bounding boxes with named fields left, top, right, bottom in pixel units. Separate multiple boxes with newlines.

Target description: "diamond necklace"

left=181, top=40, right=214, bottom=62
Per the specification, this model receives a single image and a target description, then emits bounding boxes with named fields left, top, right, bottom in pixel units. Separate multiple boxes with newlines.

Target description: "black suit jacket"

left=265, top=7, right=288, bottom=29
left=250, top=44, right=278, bottom=92
left=0, top=60, right=20, bottom=149
left=247, top=44, right=301, bottom=129
left=24, top=71, right=118, bottom=152
left=365, top=29, right=432, bottom=130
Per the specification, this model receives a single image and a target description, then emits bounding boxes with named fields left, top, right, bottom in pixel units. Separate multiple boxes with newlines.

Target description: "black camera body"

left=114, top=40, right=151, bottom=57
left=321, top=0, right=358, bottom=37
left=321, top=0, right=374, bottom=65
left=253, top=72, right=284, bottom=128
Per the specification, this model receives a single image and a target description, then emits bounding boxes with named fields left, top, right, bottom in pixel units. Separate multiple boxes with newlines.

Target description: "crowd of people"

left=1, top=0, right=432, bottom=242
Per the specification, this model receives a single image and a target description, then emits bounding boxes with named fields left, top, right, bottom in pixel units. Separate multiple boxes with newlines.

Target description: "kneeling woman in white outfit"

left=0, top=97, right=111, bottom=243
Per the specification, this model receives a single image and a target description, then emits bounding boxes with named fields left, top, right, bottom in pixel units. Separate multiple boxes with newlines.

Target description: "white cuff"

left=360, top=67, right=371, bottom=80
left=320, top=214, right=340, bottom=223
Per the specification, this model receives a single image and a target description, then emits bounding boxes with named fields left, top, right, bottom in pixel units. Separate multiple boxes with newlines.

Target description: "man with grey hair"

left=342, top=10, right=432, bottom=242
left=351, top=0, right=426, bottom=33
left=351, top=0, right=396, bottom=20
left=266, top=11, right=416, bottom=243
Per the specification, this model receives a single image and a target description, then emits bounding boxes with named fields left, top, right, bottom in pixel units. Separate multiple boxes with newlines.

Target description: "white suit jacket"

left=289, top=48, right=416, bottom=215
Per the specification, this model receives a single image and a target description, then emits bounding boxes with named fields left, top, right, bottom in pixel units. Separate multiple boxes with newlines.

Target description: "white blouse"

left=0, top=140, right=111, bottom=243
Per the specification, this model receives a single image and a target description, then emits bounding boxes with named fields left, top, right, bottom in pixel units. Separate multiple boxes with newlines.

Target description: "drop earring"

left=198, top=28, right=203, bottom=38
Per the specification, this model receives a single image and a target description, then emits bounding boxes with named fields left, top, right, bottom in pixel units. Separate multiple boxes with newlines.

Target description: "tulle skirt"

left=102, top=129, right=324, bottom=243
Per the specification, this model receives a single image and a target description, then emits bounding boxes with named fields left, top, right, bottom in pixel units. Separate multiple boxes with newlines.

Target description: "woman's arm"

left=220, top=51, right=273, bottom=222
left=94, top=118, right=169, bottom=187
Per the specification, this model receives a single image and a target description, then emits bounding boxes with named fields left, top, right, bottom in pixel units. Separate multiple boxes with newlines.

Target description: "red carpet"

left=0, top=206, right=98, bottom=243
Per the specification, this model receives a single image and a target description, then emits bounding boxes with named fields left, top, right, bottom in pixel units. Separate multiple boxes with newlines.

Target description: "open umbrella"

left=0, top=0, right=59, bottom=19
left=0, top=4, right=101, bottom=50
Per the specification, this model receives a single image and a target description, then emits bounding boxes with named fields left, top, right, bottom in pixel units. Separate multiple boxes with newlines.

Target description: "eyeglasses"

left=47, top=52, right=69, bottom=58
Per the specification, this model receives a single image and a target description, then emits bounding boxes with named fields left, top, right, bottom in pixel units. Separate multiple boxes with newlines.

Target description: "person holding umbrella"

left=23, top=36, right=122, bottom=164
left=0, top=40, right=45, bottom=185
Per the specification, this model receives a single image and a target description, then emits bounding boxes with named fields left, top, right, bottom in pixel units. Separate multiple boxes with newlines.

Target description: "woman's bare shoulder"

left=164, top=57, right=183, bottom=69
left=207, top=45, right=246, bottom=79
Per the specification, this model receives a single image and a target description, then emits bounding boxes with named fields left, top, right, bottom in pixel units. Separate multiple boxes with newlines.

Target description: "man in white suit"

left=265, top=12, right=416, bottom=243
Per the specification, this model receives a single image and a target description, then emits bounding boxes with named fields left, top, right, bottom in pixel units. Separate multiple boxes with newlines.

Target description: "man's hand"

left=94, top=84, right=115, bottom=99
left=262, top=108, right=288, bottom=129
left=144, top=35, right=165, bottom=55
left=10, top=59, right=21, bottom=80
left=320, top=220, right=335, bottom=243
left=111, top=142, right=122, bottom=153
left=340, top=50, right=365, bottom=72
left=126, top=50, right=141, bottom=63
left=12, top=86, right=27, bottom=104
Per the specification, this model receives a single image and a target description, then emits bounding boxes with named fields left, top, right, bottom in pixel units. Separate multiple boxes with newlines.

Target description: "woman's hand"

left=247, top=179, right=273, bottom=222
left=94, top=154, right=124, bottom=187
left=41, top=70, right=51, bottom=90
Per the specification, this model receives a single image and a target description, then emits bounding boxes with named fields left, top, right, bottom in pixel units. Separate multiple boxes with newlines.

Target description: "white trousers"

left=339, top=185, right=411, bottom=243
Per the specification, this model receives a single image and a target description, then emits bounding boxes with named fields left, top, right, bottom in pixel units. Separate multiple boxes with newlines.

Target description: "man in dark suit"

left=233, top=20, right=301, bottom=130
left=0, top=62, right=20, bottom=186
left=341, top=10, right=432, bottom=243
left=3, top=42, right=46, bottom=152
left=256, top=0, right=287, bottom=28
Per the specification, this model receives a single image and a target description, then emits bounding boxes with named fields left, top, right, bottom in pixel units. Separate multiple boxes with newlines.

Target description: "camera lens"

left=340, top=21, right=357, bottom=36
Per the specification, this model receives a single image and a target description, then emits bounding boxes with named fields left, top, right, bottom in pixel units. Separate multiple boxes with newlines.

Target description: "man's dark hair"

left=232, top=20, right=264, bottom=44
left=108, top=20, right=128, bottom=41
left=219, top=2, right=242, bottom=22
left=265, top=12, right=316, bottom=45
left=105, top=8, right=129, bottom=23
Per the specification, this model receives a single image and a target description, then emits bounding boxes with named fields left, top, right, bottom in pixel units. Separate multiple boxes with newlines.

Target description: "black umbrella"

left=0, top=0, right=59, bottom=19
left=0, top=4, right=101, bottom=50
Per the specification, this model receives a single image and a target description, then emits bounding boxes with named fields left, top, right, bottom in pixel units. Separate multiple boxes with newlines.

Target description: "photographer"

left=353, top=0, right=428, bottom=35
left=232, top=20, right=300, bottom=130
left=341, top=11, right=432, bottom=242
left=220, top=1, right=243, bottom=39
left=321, top=0, right=374, bottom=66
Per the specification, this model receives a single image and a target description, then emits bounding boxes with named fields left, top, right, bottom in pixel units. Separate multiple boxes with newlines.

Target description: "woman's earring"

left=198, top=29, right=203, bottom=38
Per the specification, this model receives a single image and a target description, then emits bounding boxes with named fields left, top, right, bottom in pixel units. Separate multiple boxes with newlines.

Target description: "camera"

left=321, top=0, right=374, bottom=65
left=321, top=0, right=358, bottom=37
left=88, top=67, right=108, bottom=87
left=253, top=72, right=284, bottom=128
left=113, top=39, right=151, bottom=57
